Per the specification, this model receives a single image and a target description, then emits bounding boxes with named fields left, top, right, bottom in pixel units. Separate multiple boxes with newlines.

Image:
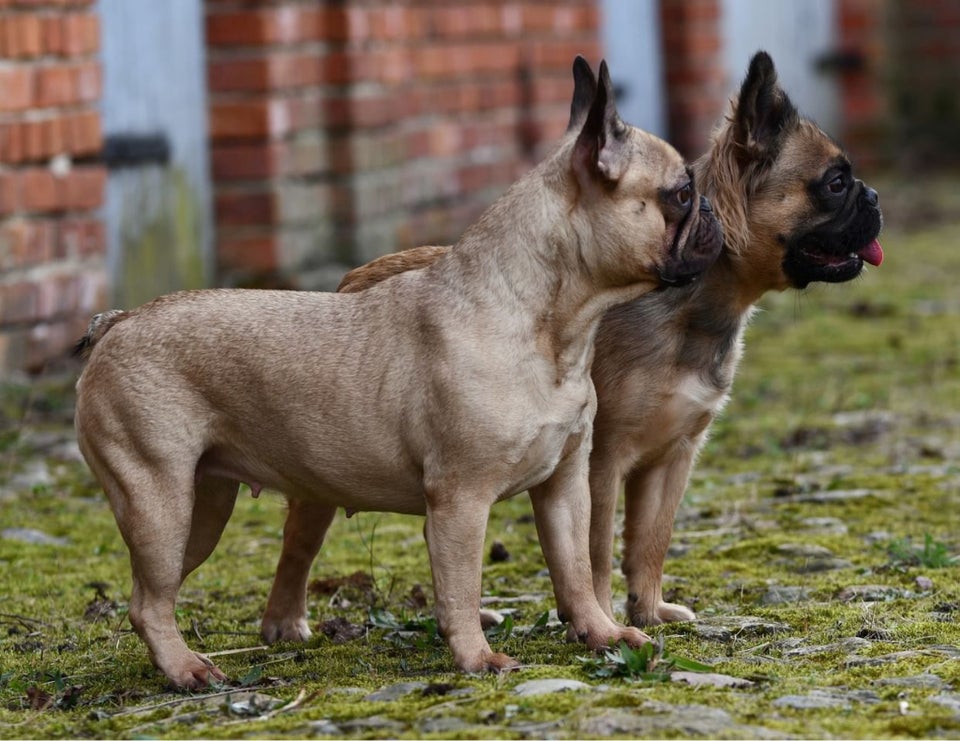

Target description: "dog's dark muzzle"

left=658, top=196, right=724, bottom=287
left=782, top=181, right=884, bottom=288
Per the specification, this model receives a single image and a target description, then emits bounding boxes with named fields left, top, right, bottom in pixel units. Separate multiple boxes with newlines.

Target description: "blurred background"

left=0, top=0, right=957, bottom=374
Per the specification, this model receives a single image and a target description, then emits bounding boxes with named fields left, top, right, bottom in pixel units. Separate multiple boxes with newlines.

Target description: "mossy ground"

left=1, top=195, right=958, bottom=738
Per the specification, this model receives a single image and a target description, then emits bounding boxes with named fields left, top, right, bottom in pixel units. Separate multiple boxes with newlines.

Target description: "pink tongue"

left=859, top=239, right=883, bottom=266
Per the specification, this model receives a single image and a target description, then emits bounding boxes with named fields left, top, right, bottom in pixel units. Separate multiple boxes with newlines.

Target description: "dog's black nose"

left=861, top=184, right=879, bottom=207
left=698, top=195, right=713, bottom=213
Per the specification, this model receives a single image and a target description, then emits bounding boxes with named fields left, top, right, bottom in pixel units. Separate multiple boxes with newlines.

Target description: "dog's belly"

left=198, top=446, right=431, bottom=515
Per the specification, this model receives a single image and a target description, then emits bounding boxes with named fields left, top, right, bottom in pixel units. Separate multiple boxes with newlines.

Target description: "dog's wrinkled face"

left=778, top=138, right=883, bottom=287
left=570, top=61, right=723, bottom=289
left=727, top=52, right=883, bottom=291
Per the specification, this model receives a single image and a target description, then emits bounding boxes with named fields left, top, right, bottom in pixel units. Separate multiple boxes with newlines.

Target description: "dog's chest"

left=643, top=372, right=729, bottom=455
left=506, top=379, right=595, bottom=495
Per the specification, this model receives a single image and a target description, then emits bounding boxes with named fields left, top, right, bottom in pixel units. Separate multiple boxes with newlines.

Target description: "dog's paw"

left=627, top=598, right=696, bottom=628
left=566, top=622, right=651, bottom=650
left=164, top=652, right=227, bottom=690
left=655, top=601, right=696, bottom=624
left=456, top=650, right=521, bottom=674
left=261, top=616, right=312, bottom=644
left=601, top=625, right=651, bottom=650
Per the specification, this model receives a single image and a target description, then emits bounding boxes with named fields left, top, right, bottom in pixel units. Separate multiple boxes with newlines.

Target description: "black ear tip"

left=597, top=59, right=613, bottom=88
left=572, top=55, right=594, bottom=81
left=749, top=50, right=776, bottom=78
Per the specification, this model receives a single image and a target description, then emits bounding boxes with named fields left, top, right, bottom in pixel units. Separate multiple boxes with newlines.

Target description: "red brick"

left=22, top=119, right=46, bottom=161
left=35, top=64, right=75, bottom=106
left=367, top=6, right=417, bottom=41
left=0, top=122, right=24, bottom=163
left=211, top=143, right=278, bottom=180
left=430, top=6, right=500, bottom=38
left=206, top=9, right=274, bottom=45
left=0, top=218, right=55, bottom=269
left=0, top=66, right=34, bottom=111
left=521, top=6, right=558, bottom=33
left=42, top=15, right=64, bottom=54
left=2, top=14, right=44, bottom=57
left=35, top=272, right=82, bottom=319
left=217, top=233, right=279, bottom=272
left=215, top=188, right=276, bottom=227
left=0, top=171, right=18, bottom=214
left=74, top=60, right=101, bottom=102
left=33, top=61, right=101, bottom=106
left=209, top=99, right=294, bottom=141
left=64, top=110, right=101, bottom=154
left=19, top=167, right=59, bottom=212
left=206, top=7, right=331, bottom=46
left=60, top=217, right=104, bottom=258
left=41, top=117, right=66, bottom=157
left=209, top=52, right=333, bottom=93
left=61, top=13, right=99, bottom=55
left=61, top=165, right=105, bottom=210
left=208, top=56, right=271, bottom=92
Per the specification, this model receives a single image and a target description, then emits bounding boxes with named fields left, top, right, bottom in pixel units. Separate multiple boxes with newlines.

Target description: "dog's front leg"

left=423, top=492, right=519, bottom=673
left=529, top=440, right=650, bottom=651
left=262, top=498, right=337, bottom=643
left=621, top=442, right=698, bottom=627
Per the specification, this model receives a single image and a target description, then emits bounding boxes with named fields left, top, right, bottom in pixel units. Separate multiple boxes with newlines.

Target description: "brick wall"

left=206, top=0, right=601, bottom=290
left=883, top=0, right=960, bottom=168
left=836, top=0, right=888, bottom=170
left=0, top=0, right=105, bottom=374
left=659, top=0, right=725, bottom=160
left=837, top=0, right=960, bottom=170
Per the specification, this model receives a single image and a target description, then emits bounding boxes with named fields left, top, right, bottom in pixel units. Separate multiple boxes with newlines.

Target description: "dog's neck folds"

left=446, top=153, right=655, bottom=383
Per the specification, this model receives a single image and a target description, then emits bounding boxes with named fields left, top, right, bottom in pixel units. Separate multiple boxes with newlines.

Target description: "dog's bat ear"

left=733, top=50, right=799, bottom=165
left=573, top=59, right=628, bottom=183
left=566, top=55, right=598, bottom=133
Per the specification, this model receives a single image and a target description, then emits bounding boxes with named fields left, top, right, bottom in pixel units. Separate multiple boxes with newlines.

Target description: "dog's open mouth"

left=801, top=238, right=884, bottom=271
left=788, top=236, right=883, bottom=287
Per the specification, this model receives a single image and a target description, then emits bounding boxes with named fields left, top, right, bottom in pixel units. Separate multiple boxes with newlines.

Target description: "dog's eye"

left=827, top=175, right=846, bottom=194
left=675, top=183, right=692, bottom=207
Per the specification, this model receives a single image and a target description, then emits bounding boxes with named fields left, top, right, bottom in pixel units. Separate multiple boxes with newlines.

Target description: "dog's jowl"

left=73, top=58, right=722, bottom=689
left=335, top=51, right=884, bottom=631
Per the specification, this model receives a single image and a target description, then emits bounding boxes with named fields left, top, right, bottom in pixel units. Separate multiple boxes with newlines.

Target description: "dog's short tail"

left=73, top=309, right=128, bottom=359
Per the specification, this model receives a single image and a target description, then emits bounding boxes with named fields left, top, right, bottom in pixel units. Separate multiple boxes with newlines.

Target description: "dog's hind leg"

left=621, top=443, right=698, bottom=627
left=103, top=460, right=227, bottom=689
left=180, top=476, right=239, bottom=584
left=261, top=497, right=336, bottom=643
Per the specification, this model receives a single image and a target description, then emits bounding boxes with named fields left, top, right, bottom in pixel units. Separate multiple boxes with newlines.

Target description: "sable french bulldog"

left=73, top=58, right=722, bottom=689
left=331, top=52, right=883, bottom=627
